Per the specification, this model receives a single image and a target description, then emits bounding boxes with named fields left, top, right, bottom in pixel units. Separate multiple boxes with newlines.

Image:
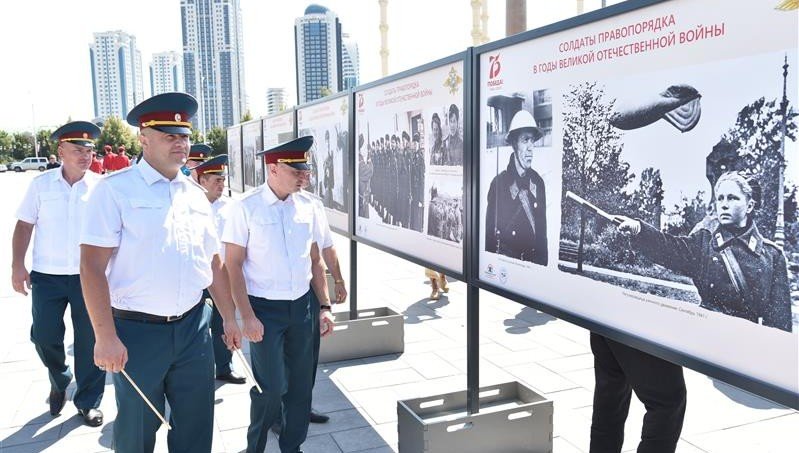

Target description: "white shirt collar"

left=52, top=166, right=92, bottom=186
left=137, top=158, right=192, bottom=186
left=261, top=184, right=295, bottom=206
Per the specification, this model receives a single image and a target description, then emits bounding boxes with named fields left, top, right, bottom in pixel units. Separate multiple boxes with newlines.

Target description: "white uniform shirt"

left=80, top=159, right=220, bottom=316
left=222, top=186, right=321, bottom=301
left=16, top=168, right=100, bottom=275
left=211, top=196, right=231, bottom=259
left=310, top=196, right=334, bottom=249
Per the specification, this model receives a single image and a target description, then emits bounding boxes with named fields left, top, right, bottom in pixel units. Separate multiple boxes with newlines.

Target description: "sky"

left=0, top=0, right=615, bottom=133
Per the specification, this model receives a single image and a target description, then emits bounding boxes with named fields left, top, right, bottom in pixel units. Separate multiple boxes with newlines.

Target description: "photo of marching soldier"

left=427, top=180, right=464, bottom=243
left=484, top=90, right=553, bottom=266
left=359, top=110, right=427, bottom=231
left=558, top=52, right=798, bottom=332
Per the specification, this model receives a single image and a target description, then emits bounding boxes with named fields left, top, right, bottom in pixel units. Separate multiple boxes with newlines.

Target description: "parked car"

left=0, top=164, right=7, bottom=173
left=8, top=157, right=48, bottom=172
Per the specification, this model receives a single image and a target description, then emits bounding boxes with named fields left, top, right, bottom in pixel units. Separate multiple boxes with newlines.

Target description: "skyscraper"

left=150, top=51, right=184, bottom=96
left=341, top=33, right=360, bottom=90
left=295, top=5, right=343, bottom=104
left=266, top=88, right=288, bottom=115
left=181, top=0, right=247, bottom=132
left=89, top=30, right=145, bottom=120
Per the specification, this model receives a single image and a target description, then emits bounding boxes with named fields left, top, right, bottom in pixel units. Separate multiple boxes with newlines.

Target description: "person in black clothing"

left=589, top=333, right=686, bottom=453
left=46, top=154, right=61, bottom=169
left=616, top=171, right=792, bottom=332
left=485, top=110, right=548, bottom=265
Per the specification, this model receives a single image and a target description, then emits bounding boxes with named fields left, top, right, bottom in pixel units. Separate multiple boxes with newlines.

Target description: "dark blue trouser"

left=29, top=271, right=105, bottom=410
left=203, top=289, right=233, bottom=375
left=112, top=302, right=214, bottom=453
left=246, top=292, right=314, bottom=453
left=590, top=333, right=686, bottom=453
left=310, top=291, right=321, bottom=384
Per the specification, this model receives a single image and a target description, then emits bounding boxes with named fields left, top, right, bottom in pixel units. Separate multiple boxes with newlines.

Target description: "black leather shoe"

left=215, top=371, right=246, bottom=384
left=49, top=390, right=66, bottom=416
left=309, top=410, right=329, bottom=423
left=77, top=408, right=104, bottom=427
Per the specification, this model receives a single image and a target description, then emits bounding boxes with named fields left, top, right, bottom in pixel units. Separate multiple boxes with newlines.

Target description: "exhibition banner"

left=241, top=120, right=263, bottom=191
left=297, top=94, right=351, bottom=233
left=355, top=60, right=466, bottom=274
left=227, top=125, right=243, bottom=193
left=477, top=0, right=798, bottom=395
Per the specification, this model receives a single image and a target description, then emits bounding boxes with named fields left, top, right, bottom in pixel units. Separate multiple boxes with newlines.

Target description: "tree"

left=190, top=129, right=204, bottom=145
left=97, top=116, right=140, bottom=156
left=664, top=191, right=709, bottom=236
left=721, top=97, right=797, bottom=240
left=36, top=129, right=55, bottom=156
left=240, top=110, right=252, bottom=122
left=561, top=81, right=633, bottom=272
left=206, top=126, right=227, bottom=156
left=12, top=132, right=34, bottom=160
left=626, top=167, right=664, bottom=227
left=319, top=86, right=333, bottom=98
left=0, top=130, right=13, bottom=159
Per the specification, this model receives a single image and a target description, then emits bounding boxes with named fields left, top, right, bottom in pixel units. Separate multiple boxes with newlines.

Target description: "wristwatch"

left=320, top=304, right=332, bottom=311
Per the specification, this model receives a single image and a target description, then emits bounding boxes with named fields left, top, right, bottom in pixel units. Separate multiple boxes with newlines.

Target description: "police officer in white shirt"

left=79, top=92, right=243, bottom=453
left=11, top=121, right=106, bottom=426
left=223, top=136, right=335, bottom=453
left=194, top=154, right=246, bottom=385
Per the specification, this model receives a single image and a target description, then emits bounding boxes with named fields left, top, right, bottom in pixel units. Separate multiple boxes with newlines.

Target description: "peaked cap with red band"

left=189, top=143, right=213, bottom=161
left=126, top=92, right=198, bottom=135
left=195, top=154, right=228, bottom=177
left=50, top=121, right=101, bottom=148
left=257, top=136, right=313, bottom=170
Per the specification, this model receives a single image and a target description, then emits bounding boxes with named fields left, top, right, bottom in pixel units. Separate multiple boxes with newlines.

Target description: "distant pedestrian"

left=46, top=154, right=60, bottom=169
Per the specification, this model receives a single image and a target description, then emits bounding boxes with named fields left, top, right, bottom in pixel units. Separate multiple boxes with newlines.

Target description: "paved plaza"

left=0, top=170, right=796, bottom=452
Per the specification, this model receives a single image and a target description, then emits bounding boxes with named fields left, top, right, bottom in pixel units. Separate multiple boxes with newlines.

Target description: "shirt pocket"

left=251, top=215, right=280, bottom=256
left=37, top=192, right=68, bottom=225
left=126, top=198, right=169, bottom=240
left=290, top=212, right=314, bottom=257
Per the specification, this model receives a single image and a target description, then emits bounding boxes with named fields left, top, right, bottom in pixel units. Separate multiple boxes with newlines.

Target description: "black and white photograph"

left=476, top=1, right=797, bottom=396
left=241, top=120, right=262, bottom=191
left=557, top=52, right=798, bottom=333
left=427, top=175, right=463, bottom=243
left=297, top=96, right=350, bottom=231
left=429, top=104, right=464, bottom=166
left=227, top=126, right=243, bottom=192
left=484, top=90, right=553, bottom=266
left=355, top=62, right=465, bottom=273
left=358, top=113, right=426, bottom=232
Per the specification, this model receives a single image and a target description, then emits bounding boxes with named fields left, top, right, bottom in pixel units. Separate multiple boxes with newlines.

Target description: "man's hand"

left=319, top=310, right=335, bottom=338
left=615, top=216, right=641, bottom=236
left=242, top=315, right=264, bottom=343
left=11, top=264, right=31, bottom=296
left=333, top=282, right=347, bottom=304
left=95, top=335, right=128, bottom=373
left=222, top=320, right=243, bottom=350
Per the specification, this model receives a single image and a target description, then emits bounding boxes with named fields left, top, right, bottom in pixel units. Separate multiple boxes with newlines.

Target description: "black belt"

left=112, top=300, right=203, bottom=324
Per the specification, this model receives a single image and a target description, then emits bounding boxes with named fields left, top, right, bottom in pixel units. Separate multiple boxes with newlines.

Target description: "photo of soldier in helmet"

left=485, top=109, right=548, bottom=265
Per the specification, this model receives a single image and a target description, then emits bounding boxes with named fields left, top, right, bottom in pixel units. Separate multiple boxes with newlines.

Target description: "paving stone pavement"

left=0, top=171, right=796, bottom=452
